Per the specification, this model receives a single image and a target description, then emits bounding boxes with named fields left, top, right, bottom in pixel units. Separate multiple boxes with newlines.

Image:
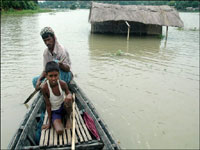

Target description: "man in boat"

left=42, top=61, right=73, bottom=133
left=32, top=26, right=72, bottom=90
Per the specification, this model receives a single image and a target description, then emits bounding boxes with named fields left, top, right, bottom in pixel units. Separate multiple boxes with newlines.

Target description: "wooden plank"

left=75, top=104, right=92, bottom=140
left=59, top=134, right=63, bottom=145
left=44, top=122, right=50, bottom=145
left=74, top=113, right=84, bottom=142
left=75, top=108, right=88, bottom=142
left=74, top=91, right=114, bottom=149
left=66, top=129, right=71, bottom=145
left=71, top=94, right=76, bottom=150
left=27, top=134, right=36, bottom=146
left=63, top=129, right=67, bottom=145
left=75, top=132, right=78, bottom=143
left=54, top=128, right=58, bottom=146
left=43, top=118, right=49, bottom=146
left=23, top=141, right=104, bottom=150
left=39, top=111, right=48, bottom=146
left=49, top=127, right=54, bottom=146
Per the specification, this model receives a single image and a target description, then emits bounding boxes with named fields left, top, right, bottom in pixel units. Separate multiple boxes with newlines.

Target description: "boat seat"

left=39, top=104, right=92, bottom=146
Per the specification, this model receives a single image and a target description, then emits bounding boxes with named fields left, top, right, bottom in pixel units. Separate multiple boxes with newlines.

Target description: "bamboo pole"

left=166, top=26, right=168, bottom=40
left=71, top=93, right=76, bottom=150
left=164, top=26, right=168, bottom=48
left=75, top=104, right=92, bottom=140
left=126, top=40, right=129, bottom=53
left=125, top=21, right=130, bottom=41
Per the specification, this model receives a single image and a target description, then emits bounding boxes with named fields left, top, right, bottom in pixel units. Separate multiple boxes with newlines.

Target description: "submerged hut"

left=88, top=2, right=184, bottom=36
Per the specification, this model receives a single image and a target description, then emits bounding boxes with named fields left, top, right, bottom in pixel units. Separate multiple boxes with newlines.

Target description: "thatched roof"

left=89, top=2, right=184, bottom=27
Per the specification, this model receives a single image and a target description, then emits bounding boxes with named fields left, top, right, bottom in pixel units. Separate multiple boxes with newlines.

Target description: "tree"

left=192, top=1, right=199, bottom=8
left=168, top=1, right=176, bottom=6
left=2, top=0, right=38, bottom=10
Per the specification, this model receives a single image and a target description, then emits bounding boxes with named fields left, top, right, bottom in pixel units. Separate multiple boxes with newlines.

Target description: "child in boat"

left=41, top=61, right=73, bottom=135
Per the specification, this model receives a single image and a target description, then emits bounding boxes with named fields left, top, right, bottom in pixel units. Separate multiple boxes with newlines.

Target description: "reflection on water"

left=89, top=34, right=161, bottom=53
left=1, top=10, right=199, bottom=149
left=88, top=34, right=171, bottom=62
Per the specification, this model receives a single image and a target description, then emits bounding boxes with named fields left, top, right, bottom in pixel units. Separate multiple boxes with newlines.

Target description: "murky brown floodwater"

left=1, top=10, right=199, bottom=149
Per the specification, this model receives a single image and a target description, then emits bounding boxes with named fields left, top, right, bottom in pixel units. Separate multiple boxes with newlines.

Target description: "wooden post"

left=126, top=40, right=129, bottom=53
left=71, top=93, right=76, bottom=150
left=125, top=21, right=130, bottom=41
left=164, top=26, right=168, bottom=48
left=91, top=24, right=93, bottom=33
left=166, top=26, right=168, bottom=40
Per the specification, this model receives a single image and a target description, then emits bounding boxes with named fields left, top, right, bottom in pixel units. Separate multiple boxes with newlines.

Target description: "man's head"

left=40, top=27, right=55, bottom=39
left=40, top=27, right=55, bottom=51
left=45, top=61, right=59, bottom=85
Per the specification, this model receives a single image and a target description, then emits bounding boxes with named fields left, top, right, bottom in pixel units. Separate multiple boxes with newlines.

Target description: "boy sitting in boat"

left=41, top=61, right=73, bottom=135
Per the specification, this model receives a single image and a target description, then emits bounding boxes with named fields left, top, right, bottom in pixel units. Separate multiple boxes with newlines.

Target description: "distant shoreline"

left=178, top=9, right=199, bottom=13
left=1, top=8, right=199, bottom=15
left=1, top=8, right=53, bottom=15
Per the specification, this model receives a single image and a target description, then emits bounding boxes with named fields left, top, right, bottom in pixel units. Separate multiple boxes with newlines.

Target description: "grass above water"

left=1, top=8, right=53, bottom=15
left=176, top=27, right=199, bottom=31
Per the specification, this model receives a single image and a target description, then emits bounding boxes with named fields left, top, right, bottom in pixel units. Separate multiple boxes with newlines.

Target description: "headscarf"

left=40, top=27, right=55, bottom=37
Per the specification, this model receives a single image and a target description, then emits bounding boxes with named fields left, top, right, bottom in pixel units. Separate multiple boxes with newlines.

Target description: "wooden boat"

left=8, top=80, right=120, bottom=150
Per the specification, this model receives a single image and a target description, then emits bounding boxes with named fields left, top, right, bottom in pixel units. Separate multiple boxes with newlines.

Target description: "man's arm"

left=36, top=71, right=46, bottom=90
left=58, top=48, right=71, bottom=72
left=58, top=62, right=70, bottom=72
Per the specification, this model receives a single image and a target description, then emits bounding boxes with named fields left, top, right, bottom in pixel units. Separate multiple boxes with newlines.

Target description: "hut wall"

left=91, top=21, right=162, bottom=35
left=146, top=24, right=162, bottom=35
left=91, top=21, right=128, bottom=34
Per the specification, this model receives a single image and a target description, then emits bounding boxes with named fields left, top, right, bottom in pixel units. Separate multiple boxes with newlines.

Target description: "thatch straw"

left=89, top=2, right=184, bottom=27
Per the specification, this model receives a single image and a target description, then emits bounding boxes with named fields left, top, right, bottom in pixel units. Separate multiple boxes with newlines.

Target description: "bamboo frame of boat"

left=8, top=80, right=120, bottom=150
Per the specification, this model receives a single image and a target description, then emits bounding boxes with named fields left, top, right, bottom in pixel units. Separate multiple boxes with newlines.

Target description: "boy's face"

left=46, top=71, right=59, bottom=86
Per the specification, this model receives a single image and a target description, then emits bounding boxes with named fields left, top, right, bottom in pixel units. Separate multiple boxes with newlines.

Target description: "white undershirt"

left=47, top=80, right=65, bottom=111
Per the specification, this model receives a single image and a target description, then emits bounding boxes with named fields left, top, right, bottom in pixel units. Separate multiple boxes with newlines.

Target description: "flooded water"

left=1, top=10, right=199, bottom=149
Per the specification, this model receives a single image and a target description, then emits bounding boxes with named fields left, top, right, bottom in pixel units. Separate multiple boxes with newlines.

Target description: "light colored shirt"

left=43, top=44, right=71, bottom=71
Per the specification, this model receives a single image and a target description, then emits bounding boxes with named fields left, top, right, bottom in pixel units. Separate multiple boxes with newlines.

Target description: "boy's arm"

left=60, top=81, right=73, bottom=102
left=41, top=85, right=52, bottom=129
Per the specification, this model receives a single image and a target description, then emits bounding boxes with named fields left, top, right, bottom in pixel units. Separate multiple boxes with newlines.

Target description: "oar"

left=23, top=89, right=40, bottom=104
left=23, top=57, right=66, bottom=104
left=71, top=93, right=76, bottom=150
left=23, top=78, right=47, bottom=104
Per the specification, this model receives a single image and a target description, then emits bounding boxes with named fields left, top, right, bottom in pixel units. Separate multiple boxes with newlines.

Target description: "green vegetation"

left=38, top=1, right=91, bottom=9
left=157, top=34, right=165, bottom=39
left=115, top=49, right=123, bottom=56
left=1, top=0, right=52, bottom=15
left=1, top=0, right=39, bottom=10
left=109, top=1, right=199, bottom=11
left=1, top=0, right=199, bottom=13
left=38, top=1, right=199, bottom=11
left=177, top=27, right=184, bottom=31
left=1, top=8, right=52, bottom=15
left=189, top=27, right=199, bottom=31
left=176, top=27, right=199, bottom=31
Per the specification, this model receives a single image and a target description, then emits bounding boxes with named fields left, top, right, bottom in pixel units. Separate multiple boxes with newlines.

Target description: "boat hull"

left=8, top=80, right=120, bottom=150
